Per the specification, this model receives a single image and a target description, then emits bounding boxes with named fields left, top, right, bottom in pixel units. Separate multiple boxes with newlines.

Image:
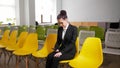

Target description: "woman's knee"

left=53, top=57, right=60, bottom=62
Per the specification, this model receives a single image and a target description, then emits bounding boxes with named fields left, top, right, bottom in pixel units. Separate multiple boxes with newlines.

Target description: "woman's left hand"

left=54, top=52, right=62, bottom=57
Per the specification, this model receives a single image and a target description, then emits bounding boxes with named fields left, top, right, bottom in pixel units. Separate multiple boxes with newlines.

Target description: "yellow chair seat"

left=6, top=45, right=19, bottom=51
left=0, top=42, right=16, bottom=48
left=32, top=50, right=49, bottom=58
left=69, top=55, right=98, bottom=68
left=60, top=60, right=69, bottom=63
left=13, top=49, right=33, bottom=56
left=0, top=42, right=9, bottom=48
left=0, top=41, right=8, bottom=44
left=0, top=44, right=6, bottom=48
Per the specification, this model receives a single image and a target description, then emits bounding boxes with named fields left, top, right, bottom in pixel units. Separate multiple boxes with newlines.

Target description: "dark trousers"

left=46, top=52, right=74, bottom=68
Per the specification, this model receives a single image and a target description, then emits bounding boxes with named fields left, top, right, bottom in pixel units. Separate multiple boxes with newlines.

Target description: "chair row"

left=0, top=30, right=103, bottom=68
left=0, top=30, right=38, bottom=68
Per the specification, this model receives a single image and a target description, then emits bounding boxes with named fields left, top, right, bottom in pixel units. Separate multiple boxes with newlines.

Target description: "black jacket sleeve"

left=54, top=27, right=62, bottom=50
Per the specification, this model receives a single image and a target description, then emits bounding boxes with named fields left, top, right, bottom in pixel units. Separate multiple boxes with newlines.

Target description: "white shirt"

left=62, top=24, right=69, bottom=40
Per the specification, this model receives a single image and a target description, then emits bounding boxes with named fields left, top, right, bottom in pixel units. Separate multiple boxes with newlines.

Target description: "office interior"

left=0, top=0, right=120, bottom=68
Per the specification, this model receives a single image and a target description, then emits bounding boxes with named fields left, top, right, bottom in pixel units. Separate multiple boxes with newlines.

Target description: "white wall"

left=62, top=0, right=120, bottom=22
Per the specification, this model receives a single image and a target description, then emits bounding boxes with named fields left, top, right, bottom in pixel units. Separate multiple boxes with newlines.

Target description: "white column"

left=56, top=0, right=62, bottom=14
left=15, top=0, right=25, bottom=25
left=25, top=0, right=35, bottom=26
left=15, top=0, right=35, bottom=26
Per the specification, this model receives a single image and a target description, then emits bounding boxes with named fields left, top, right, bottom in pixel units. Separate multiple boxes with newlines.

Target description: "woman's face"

left=57, top=18, right=67, bottom=27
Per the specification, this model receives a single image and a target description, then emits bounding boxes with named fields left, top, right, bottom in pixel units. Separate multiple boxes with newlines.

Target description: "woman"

left=46, top=10, right=78, bottom=68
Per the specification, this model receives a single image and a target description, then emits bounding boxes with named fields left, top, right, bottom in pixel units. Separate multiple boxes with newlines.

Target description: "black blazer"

left=54, top=24, right=78, bottom=56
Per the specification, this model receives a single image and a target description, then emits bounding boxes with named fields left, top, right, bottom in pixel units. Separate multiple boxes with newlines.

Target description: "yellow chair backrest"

left=21, top=33, right=38, bottom=52
left=81, top=37, right=102, bottom=59
left=75, top=37, right=79, bottom=57
left=8, top=30, right=17, bottom=45
left=16, top=32, right=28, bottom=48
left=45, top=34, right=57, bottom=53
left=69, top=37, right=103, bottom=68
left=80, top=37, right=103, bottom=67
left=0, top=30, right=10, bottom=42
left=36, top=34, right=57, bottom=57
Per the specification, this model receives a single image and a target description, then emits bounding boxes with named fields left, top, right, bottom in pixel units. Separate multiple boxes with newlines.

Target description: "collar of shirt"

left=63, top=23, right=69, bottom=30
left=62, top=23, right=69, bottom=40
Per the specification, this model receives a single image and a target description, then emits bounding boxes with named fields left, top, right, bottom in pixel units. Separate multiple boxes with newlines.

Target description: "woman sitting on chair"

left=46, top=10, right=78, bottom=68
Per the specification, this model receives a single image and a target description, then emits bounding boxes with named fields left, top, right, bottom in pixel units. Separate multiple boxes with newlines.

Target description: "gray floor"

left=101, top=54, right=120, bottom=68
left=0, top=52, right=120, bottom=68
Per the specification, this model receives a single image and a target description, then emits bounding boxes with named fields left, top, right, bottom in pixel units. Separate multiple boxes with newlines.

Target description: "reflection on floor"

left=0, top=52, right=120, bottom=68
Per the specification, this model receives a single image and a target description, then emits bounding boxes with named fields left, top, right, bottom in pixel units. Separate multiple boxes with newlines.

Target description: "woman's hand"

left=54, top=52, right=62, bottom=57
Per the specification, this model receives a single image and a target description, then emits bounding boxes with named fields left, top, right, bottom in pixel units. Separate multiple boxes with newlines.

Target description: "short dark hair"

left=57, top=10, right=68, bottom=20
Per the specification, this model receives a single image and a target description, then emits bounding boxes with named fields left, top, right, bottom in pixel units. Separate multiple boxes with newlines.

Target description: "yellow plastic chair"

left=13, top=33, right=38, bottom=68
left=32, top=34, right=57, bottom=68
left=6, top=32, right=28, bottom=64
left=59, top=37, right=79, bottom=67
left=6, top=32, right=28, bottom=51
left=32, top=34, right=57, bottom=58
left=0, top=30, right=17, bottom=64
left=69, top=37, right=103, bottom=68
left=0, top=30, right=10, bottom=46
left=0, top=30, right=17, bottom=48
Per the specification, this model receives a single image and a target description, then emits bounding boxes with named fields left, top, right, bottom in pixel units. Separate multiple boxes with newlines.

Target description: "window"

left=35, top=0, right=57, bottom=24
left=0, top=0, right=15, bottom=24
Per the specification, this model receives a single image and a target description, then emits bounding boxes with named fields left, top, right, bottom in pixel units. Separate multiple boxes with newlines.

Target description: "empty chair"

left=6, top=32, right=28, bottom=64
left=46, top=28, right=58, bottom=36
left=69, top=37, right=103, bottom=68
left=36, top=25, right=46, bottom=45
left=13, top=33, right=38, bottom=55
left=105, top=30, right=120, bottom=48
left=6, top=32, right=28, bottom=51
left=13, top=33, right=38, bottom=68
left=0, top=30, right=17, bottom=48
left=79, top=30, right=95, bottom=45
left=90, top=26, right=105, bottom=41
left=32, top=34, right=57, bottom=58
left=103, top=30, right=120, bottom=55
left=18, top=25, right=28, bottom=36
left=0, top=30, right=10, bottom=45
left=78, top=26, right=90, bottom=33
left=28, top=25, right=36, bottom=33
left=0, top=30, right=17, bottom=64
left=32, top=34, right=57, bottom=68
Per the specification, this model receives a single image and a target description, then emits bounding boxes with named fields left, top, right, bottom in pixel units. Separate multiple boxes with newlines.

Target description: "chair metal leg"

left=35, top=58, right=39, bottom=68
left=16, top=56, right=19, bottom=68
left=25, top=56, right=29, bottom=68
left=7, top=54, right=13, bottom=65
left=4, top=51, right=6, bottom=64
left=0, top=49, right=2, bottom=58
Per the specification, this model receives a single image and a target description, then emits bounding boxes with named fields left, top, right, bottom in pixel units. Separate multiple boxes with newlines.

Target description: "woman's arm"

left=54, top=27, right=62, bottom=51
